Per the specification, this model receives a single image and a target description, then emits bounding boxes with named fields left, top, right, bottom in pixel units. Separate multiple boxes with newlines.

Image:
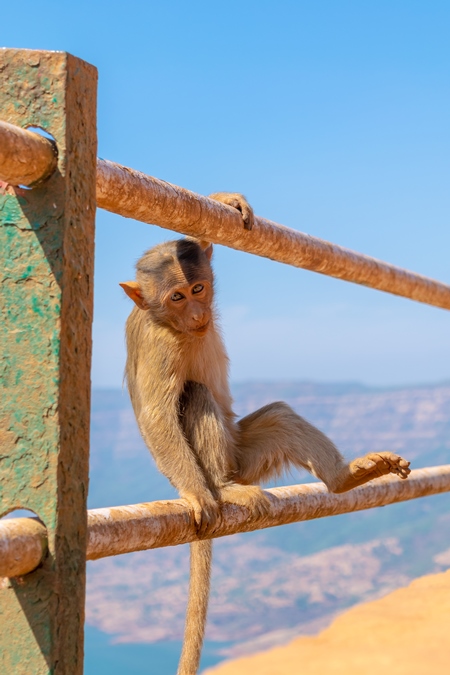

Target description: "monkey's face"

left=120, top=238, right=215, bottom=335
left=162, top=279, right=213, bottom=336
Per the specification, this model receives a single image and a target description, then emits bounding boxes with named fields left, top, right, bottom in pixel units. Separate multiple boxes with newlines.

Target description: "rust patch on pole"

left=0, top=120, right=57, bottom=186
left=0, top=49, right=97, bottom=675
left=2, top=467, right=449, bottom=576
left=96, top=159, right=450, bottom=311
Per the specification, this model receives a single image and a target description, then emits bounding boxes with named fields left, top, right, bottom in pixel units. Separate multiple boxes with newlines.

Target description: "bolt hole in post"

left=2, top=508, right=38, bottom=519
left=25, top=126, right=55, bottom=142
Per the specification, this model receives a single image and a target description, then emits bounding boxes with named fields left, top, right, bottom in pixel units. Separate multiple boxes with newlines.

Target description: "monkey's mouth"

left=192, top=321, right=210, bottom=335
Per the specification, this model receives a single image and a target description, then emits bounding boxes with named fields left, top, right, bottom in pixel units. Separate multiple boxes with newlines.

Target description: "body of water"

left=84, top=625, right=226, bottom=675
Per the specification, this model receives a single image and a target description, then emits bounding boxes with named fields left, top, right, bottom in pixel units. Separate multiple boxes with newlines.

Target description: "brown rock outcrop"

left=206, top=569, right=450, bottom=674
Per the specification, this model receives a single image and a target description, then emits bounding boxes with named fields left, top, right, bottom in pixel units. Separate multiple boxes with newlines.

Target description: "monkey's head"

left=120, top=238, right=214, bottom=337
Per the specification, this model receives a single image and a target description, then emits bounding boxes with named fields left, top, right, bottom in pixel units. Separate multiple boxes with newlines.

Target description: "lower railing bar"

left=0, top=516, right=48, bottom=577
left=1, top=465, right=449, bottom=578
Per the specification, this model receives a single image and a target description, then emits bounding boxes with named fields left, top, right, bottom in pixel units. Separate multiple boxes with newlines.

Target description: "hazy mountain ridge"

left=86, top=382, right=450, bottom=658
left=232, top=381, right=450, bottom=461
left=89, top=381, right=450, bottom=508
left=86, top=535, right=415, bottom=646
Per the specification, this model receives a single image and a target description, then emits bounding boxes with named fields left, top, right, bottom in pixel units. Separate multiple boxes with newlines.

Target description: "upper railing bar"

left=2, top=465, right=450, bottom=578
left=0, top=120, right=57, bottom=186
left=96, top=159, right=450, bottom=311
left=2, top=119, right=450, bottom=311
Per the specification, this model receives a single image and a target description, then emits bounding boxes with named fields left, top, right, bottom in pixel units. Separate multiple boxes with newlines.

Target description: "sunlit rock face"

left=204, top=569, right=450, bottom=675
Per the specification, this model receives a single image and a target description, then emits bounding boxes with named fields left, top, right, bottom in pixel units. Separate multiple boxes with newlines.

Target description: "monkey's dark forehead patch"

left=175, top=239, right=209, bottom=282
left=136, top=239, right=212, bottom=287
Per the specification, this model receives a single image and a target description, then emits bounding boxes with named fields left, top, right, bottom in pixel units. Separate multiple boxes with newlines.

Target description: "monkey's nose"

left=192, top=309, right=206, bottom=324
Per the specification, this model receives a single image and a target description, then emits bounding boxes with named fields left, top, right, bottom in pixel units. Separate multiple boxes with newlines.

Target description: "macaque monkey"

left=120, top=193, right=411, bottom=675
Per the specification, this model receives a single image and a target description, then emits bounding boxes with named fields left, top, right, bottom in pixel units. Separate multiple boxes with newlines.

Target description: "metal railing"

left=2, top=120, right=450, bottom=311
left=0, top=48, right=449, bottom=675
left=2, top=466, right=450, bottom=578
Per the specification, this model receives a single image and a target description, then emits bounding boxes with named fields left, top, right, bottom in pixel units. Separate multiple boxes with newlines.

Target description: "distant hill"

left=89, top=380, right=450, bottom=507
left=86, top=382, right=450, bottom=671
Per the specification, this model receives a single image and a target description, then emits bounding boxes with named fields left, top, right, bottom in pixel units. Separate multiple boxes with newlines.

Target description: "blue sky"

left=4, top=1, right=450, bottom=386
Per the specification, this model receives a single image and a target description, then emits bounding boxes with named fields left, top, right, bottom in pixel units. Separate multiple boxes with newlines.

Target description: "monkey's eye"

left=192, top=284, right=204, bottom=294
left=170, top=292, right=185, bottom=302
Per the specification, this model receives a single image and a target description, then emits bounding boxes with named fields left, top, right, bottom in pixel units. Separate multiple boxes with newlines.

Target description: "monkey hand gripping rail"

left=0, top=48, right=449, bottom=675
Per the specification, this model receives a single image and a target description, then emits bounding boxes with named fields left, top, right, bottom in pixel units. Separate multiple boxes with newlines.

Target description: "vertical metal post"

left=0, top=49, right=97, bottom=674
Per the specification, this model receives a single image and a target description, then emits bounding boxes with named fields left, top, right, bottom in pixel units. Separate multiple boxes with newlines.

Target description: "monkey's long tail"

left=177, top=539, right=213, bottom=675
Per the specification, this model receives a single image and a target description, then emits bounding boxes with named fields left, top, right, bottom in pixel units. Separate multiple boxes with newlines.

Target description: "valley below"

left=85, top=381, right=450, bottom=671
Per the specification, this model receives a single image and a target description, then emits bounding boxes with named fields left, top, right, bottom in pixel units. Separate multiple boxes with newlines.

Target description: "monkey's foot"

left=332, top=452, right=411, bottom=494
left=220, top=483, right=272, bottom=518
left=181, top=490, right=222, bottom=537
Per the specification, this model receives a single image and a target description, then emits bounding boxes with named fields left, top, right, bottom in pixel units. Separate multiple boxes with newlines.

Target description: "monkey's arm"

left=208, top=192, right=254, bottom=231
left=135, top=380, right=221, bottom=535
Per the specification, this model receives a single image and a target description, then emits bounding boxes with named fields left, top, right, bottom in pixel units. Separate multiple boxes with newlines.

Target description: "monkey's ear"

left=119, top=282, right=150, bottom=310
left=197, top=240, right=213, bottom=260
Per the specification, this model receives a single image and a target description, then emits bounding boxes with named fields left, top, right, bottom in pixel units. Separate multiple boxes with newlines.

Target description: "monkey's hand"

left=181, top=490, right=222, bottom=537
left=208, top=192, right=254, bottom=231
left=220, top=483, right=272, bottom=519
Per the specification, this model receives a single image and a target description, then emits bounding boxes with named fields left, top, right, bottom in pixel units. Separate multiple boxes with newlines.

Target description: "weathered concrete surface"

left=0, top=49, right=97, bottom=675
left=205, top=569, right=450, bottom=675
left=2, top=466, right=450, bottom=575
left=96, top=158, right=450, bottom=311
left=0, top=120, right=57, bottom=186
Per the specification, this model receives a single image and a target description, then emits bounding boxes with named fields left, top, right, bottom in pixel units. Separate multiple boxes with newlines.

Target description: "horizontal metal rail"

left=96, top=160, right=450, bottom=310
left=1, top=120, right=450, bottom=310
left=0, top=120, right=57, bottom=186
left=1, top=466, right=450, bottom=578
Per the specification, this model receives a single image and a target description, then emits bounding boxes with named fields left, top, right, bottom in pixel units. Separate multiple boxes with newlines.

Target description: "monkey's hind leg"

left=180, top=381, right=271, bottom=517
left=235, top=402, right=410, bottom=493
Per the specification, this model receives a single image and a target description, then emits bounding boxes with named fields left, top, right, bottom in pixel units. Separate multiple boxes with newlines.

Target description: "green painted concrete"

left=0, top=49, right=97, bottom=675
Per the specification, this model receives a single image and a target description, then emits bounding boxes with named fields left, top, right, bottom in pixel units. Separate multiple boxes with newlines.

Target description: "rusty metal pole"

left=0, top=49, right=97, bottom=675
left=2, top=122, right=450, bottom=311
left=2, top=466, right=450, bottom=576
left=96, top=160, right=450, bottom=312
left=86, top=465, right=450, bottom=559
left=0, top=120, right=58, bottom=186
left=0, top=517, right=48, bottom=578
